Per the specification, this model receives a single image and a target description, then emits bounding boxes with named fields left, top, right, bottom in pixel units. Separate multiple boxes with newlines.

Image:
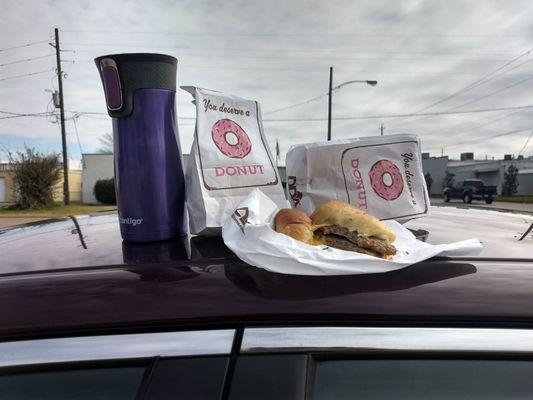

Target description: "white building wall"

left=517, top=172, right=533, bottom=195
left=0, top=177, right=5, bottom=202
left=82, top=154, right=114, bottom=204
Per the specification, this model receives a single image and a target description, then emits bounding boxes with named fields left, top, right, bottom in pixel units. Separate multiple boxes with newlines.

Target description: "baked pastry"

left=274, top=200, right=397, bottom=259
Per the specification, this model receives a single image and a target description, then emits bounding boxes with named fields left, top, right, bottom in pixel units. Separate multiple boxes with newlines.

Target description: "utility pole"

left=327, top=68, right=377, bottom=141
left=53, top=27, right=69, bottom=205
left=327, top=67, right=333, bottom=141
left=380, top=123, right=384, bottom=136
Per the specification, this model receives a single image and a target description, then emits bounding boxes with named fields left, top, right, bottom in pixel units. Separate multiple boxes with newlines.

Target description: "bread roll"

left=274, top=208, right=312, bottom=231
left=274, top=208, right=316, bottom=244
left=310, top=200, right=396, bottom=243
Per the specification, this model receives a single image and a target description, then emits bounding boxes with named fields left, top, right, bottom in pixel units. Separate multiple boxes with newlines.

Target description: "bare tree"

left=98, top=133, right=114, bottom=154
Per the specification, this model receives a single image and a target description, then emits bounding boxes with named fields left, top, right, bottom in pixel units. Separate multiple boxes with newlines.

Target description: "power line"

left=0, top=110, right=48, bottom=116
left=0, top=69, right=52, bottom=82
left=389, top=51, right=533, bottom=129
left=0, top=110, right=52, bottom=120
left=180, top=64, right=529, bottom=76
left=425, top=128, right=532, bottom=152
left=62, top=43, right=512, bottom=62
left=262, top=105, right=533, bottom=122
left=73, top=105, right=533, bottom=121
left=57, top=43, right=517, bottom=56
left=426, top=108, right=528, bottom=138
left=68, top=104, right=533, bottom=123
left=409, top=48, right=533, bottom=114
left=264, top=93, right=327, bottom=115
left=445, top=128, right=532, bottom=148
left=450, top=74, right=533, bottom=110
left=59, top=30, right=533, bottom=38
left=518, top=130, right=533, bottom=155
left=0, top=40, right=49, bottom=53
left=71, top=116, right=84, bottom=156
left=0, top=114, right=52, bottom=120
left=72, top=60, right=529, bottom=77
left=0, top=54, right=51, bottom=68
left=264, top=80, right=378, bottom=115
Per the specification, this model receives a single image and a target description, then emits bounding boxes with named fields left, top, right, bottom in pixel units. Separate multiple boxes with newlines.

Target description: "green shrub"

left=9, top=147, right=61, bottom=209
left=442, top=170, right=455, bottom=189
left=93, top=178, right=116, bottom=204
left=502, top=165, right=519, bottom=196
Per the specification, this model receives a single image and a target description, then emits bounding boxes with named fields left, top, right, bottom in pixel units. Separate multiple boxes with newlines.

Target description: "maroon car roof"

left=0, top=206, right=532, bottom=340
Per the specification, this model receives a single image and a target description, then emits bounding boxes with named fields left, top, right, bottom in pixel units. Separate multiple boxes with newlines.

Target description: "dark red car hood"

left=0, top=207, right=532, bottom=340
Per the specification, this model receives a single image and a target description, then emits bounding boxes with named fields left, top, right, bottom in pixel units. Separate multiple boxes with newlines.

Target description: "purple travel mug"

left=95, top=53, right=186, bottom=242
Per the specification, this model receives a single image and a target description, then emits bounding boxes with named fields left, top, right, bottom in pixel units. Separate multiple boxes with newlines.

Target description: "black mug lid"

left=95, top=53, right=177, bottom=118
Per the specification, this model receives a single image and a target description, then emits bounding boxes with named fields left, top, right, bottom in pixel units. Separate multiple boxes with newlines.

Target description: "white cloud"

left=1, top=0, right=533, bottom=162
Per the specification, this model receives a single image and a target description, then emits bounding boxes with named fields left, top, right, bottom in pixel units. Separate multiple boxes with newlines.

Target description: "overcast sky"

left=1, top=0, right=533, bottom=164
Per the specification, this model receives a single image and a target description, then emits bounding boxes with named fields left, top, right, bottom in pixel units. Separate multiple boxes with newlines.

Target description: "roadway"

left=430, top=198, right=533, bottom=214
left=1, top=201, right=532, bottom=231
left=0, top=217, right=49, bottom=230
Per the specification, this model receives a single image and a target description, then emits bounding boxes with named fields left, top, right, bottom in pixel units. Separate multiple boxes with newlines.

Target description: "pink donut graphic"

left=368, top=159, right=404, bottom=201
left=211, top=119, right=252, bottom=159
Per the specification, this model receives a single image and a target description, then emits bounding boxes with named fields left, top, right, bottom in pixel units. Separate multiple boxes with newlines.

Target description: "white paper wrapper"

left=222, top=189, right=482, bottom=276
left=286, top=134, right=430, bottom=222
left=182, top=87, right=286, bottom=236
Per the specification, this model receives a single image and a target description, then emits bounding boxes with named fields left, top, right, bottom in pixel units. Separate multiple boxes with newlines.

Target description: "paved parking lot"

left=0, top=200, right=532, bottom=231
left=431, top=199, right=533, bottom=214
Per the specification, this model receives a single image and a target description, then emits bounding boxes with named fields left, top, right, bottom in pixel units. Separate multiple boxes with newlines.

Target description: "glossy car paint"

left=0, top=206, right=532, bottom=340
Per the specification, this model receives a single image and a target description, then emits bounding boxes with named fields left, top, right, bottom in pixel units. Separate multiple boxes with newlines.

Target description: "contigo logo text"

left=120, top=217, right=144, bottom=226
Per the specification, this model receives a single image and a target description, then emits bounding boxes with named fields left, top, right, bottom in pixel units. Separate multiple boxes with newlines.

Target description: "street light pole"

left=326, top=67, right=377, bottom=141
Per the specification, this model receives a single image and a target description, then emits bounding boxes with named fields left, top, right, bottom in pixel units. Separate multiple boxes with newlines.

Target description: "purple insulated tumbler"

left=95, top=53, right=186, bottom=242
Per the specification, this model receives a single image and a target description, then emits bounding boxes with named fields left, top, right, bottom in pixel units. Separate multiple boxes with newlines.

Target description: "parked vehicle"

left=0, top=208, right=532, bottom=399
left=443, top=179, right=497, bottom=204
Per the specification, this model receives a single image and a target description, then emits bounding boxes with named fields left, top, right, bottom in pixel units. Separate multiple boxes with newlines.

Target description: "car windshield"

left=464, top=181, right=483, bottom=187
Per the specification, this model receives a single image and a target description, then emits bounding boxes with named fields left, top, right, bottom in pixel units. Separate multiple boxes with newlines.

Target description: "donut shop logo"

left=287, top=176, right=302, bottom=207
left=351, top=158, right=407, bottom=206
left=401, top=152, right=417, bottom=205
left=203, top=99, right=251, bottom=117
left=368, top=159, right=405, bottom=201
left=210, top=118, right=269, bottom=179
left=232, top=207, right=249, bottom=234
left=211, top=119, right=252, bottom=159
left=350, top=159, right=368, bottom=209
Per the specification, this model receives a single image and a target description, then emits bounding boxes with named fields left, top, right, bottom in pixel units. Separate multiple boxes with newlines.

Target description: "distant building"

left=422, top=153, right=533, bottom=195
left=0, top=163, right=82, bottom=204
left=420, top=156, right=449, bottom=194
left=518, top=169, right=533, bottom=195
left=82, top=154, right=114, bottom=204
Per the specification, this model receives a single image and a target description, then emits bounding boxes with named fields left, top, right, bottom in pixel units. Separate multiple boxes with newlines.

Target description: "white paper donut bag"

left=285, top=134, right=430, bottom=221
left=182, top=86, right=286, bottom=235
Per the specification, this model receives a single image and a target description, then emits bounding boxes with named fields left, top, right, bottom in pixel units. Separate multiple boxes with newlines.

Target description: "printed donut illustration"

left=368, top=159, right=404, bottom=201
left=211, top=119, right=252, bottom=159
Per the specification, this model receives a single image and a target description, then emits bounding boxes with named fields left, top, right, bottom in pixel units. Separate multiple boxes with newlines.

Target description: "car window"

left=465, top=180, right=482, bottom=187
left=143, top=356, right=229, bottom=400
left=311, top=358, right=533, bottom=400
left=229, top=354, right=308, bottom=400
left=0, top=364, right=146, bottom=400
